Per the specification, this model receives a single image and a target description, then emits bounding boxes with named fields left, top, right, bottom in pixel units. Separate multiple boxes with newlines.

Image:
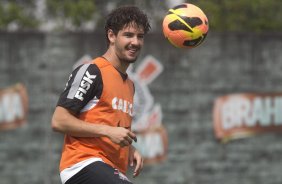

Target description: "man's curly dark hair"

left=104, top=6, right=151, bottom=45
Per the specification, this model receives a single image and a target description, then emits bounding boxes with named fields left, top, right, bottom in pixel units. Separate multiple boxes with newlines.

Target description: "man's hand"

left=107, top=126, right=137, bottom=147
left=129, top=146, right=143, bottom=178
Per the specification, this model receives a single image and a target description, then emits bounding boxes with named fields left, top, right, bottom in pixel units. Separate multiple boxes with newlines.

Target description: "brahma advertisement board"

left=213, top=93, right=282, bottom=142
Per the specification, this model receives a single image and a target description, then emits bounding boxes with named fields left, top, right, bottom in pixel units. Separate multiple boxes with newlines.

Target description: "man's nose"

left=130, top=36, right=140, bottom=45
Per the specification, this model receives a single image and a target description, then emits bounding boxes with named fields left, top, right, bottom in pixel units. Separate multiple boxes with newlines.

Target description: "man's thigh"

left=66, top=161, right=133, bottom=184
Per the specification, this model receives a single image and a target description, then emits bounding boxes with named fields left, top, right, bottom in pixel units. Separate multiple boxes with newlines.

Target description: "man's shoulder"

left=93, top=57, right=111, bottom=68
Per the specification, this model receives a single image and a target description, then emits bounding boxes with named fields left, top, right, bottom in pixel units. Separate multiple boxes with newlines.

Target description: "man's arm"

left=52, top=106, right=109, bottom=137
left=51, top=106, right=137, bottom=146
left=129, top=145, right=143, bottom=177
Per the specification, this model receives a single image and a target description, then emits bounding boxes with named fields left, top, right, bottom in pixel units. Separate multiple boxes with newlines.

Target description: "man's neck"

left=102, top=50, right=129, bottom=74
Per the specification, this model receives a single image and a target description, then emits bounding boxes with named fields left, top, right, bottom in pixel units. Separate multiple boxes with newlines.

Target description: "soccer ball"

left=162, top=3, right=209, bottom=49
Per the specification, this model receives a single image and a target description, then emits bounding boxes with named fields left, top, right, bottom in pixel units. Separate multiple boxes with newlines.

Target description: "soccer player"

left=51, top=5, right=151, bottom=184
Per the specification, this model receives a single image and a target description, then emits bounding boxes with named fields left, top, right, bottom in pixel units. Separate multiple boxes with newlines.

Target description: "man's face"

left=111, top=23, right=145, bottom=63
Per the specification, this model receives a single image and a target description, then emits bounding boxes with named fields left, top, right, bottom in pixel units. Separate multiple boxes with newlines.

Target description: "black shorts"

left=65, top=161, right=133, bottom=184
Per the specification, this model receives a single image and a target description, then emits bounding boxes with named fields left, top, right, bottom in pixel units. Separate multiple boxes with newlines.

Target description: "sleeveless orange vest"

left=59, top=57, right=134, bottom=174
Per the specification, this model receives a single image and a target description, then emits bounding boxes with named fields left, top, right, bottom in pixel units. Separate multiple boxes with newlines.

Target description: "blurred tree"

left=93, top=0, right=168, bottom=31
left=191, top=0, right=282, bottom=32
left=46, top=0, right=96, bottom=30
left=0, top=1, right=39, bottom=30
left=0, top=0, right=282, bottom=32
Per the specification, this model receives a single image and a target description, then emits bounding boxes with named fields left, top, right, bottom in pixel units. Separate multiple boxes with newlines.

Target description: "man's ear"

left=107, top=29, right=116, bottom=43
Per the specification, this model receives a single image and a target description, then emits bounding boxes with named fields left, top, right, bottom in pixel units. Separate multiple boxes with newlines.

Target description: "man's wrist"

left=100, top=124, right=112, bottom=138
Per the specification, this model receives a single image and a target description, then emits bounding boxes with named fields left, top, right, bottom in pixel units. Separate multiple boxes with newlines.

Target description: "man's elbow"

left=51, top=106, right=72, bottom=133
left=51, top=118, right=58, bottom=132
left=51, top=114, right=63, bottom=133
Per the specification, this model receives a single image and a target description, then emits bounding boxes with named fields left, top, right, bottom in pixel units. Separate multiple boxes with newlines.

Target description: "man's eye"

left=124, top=33, right=133, bottom=37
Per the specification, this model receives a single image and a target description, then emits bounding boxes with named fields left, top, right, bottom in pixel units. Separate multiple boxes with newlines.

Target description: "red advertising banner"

left=213, top=93, right=282, bottom=142
left=0, top=84, right=28, bottom=130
